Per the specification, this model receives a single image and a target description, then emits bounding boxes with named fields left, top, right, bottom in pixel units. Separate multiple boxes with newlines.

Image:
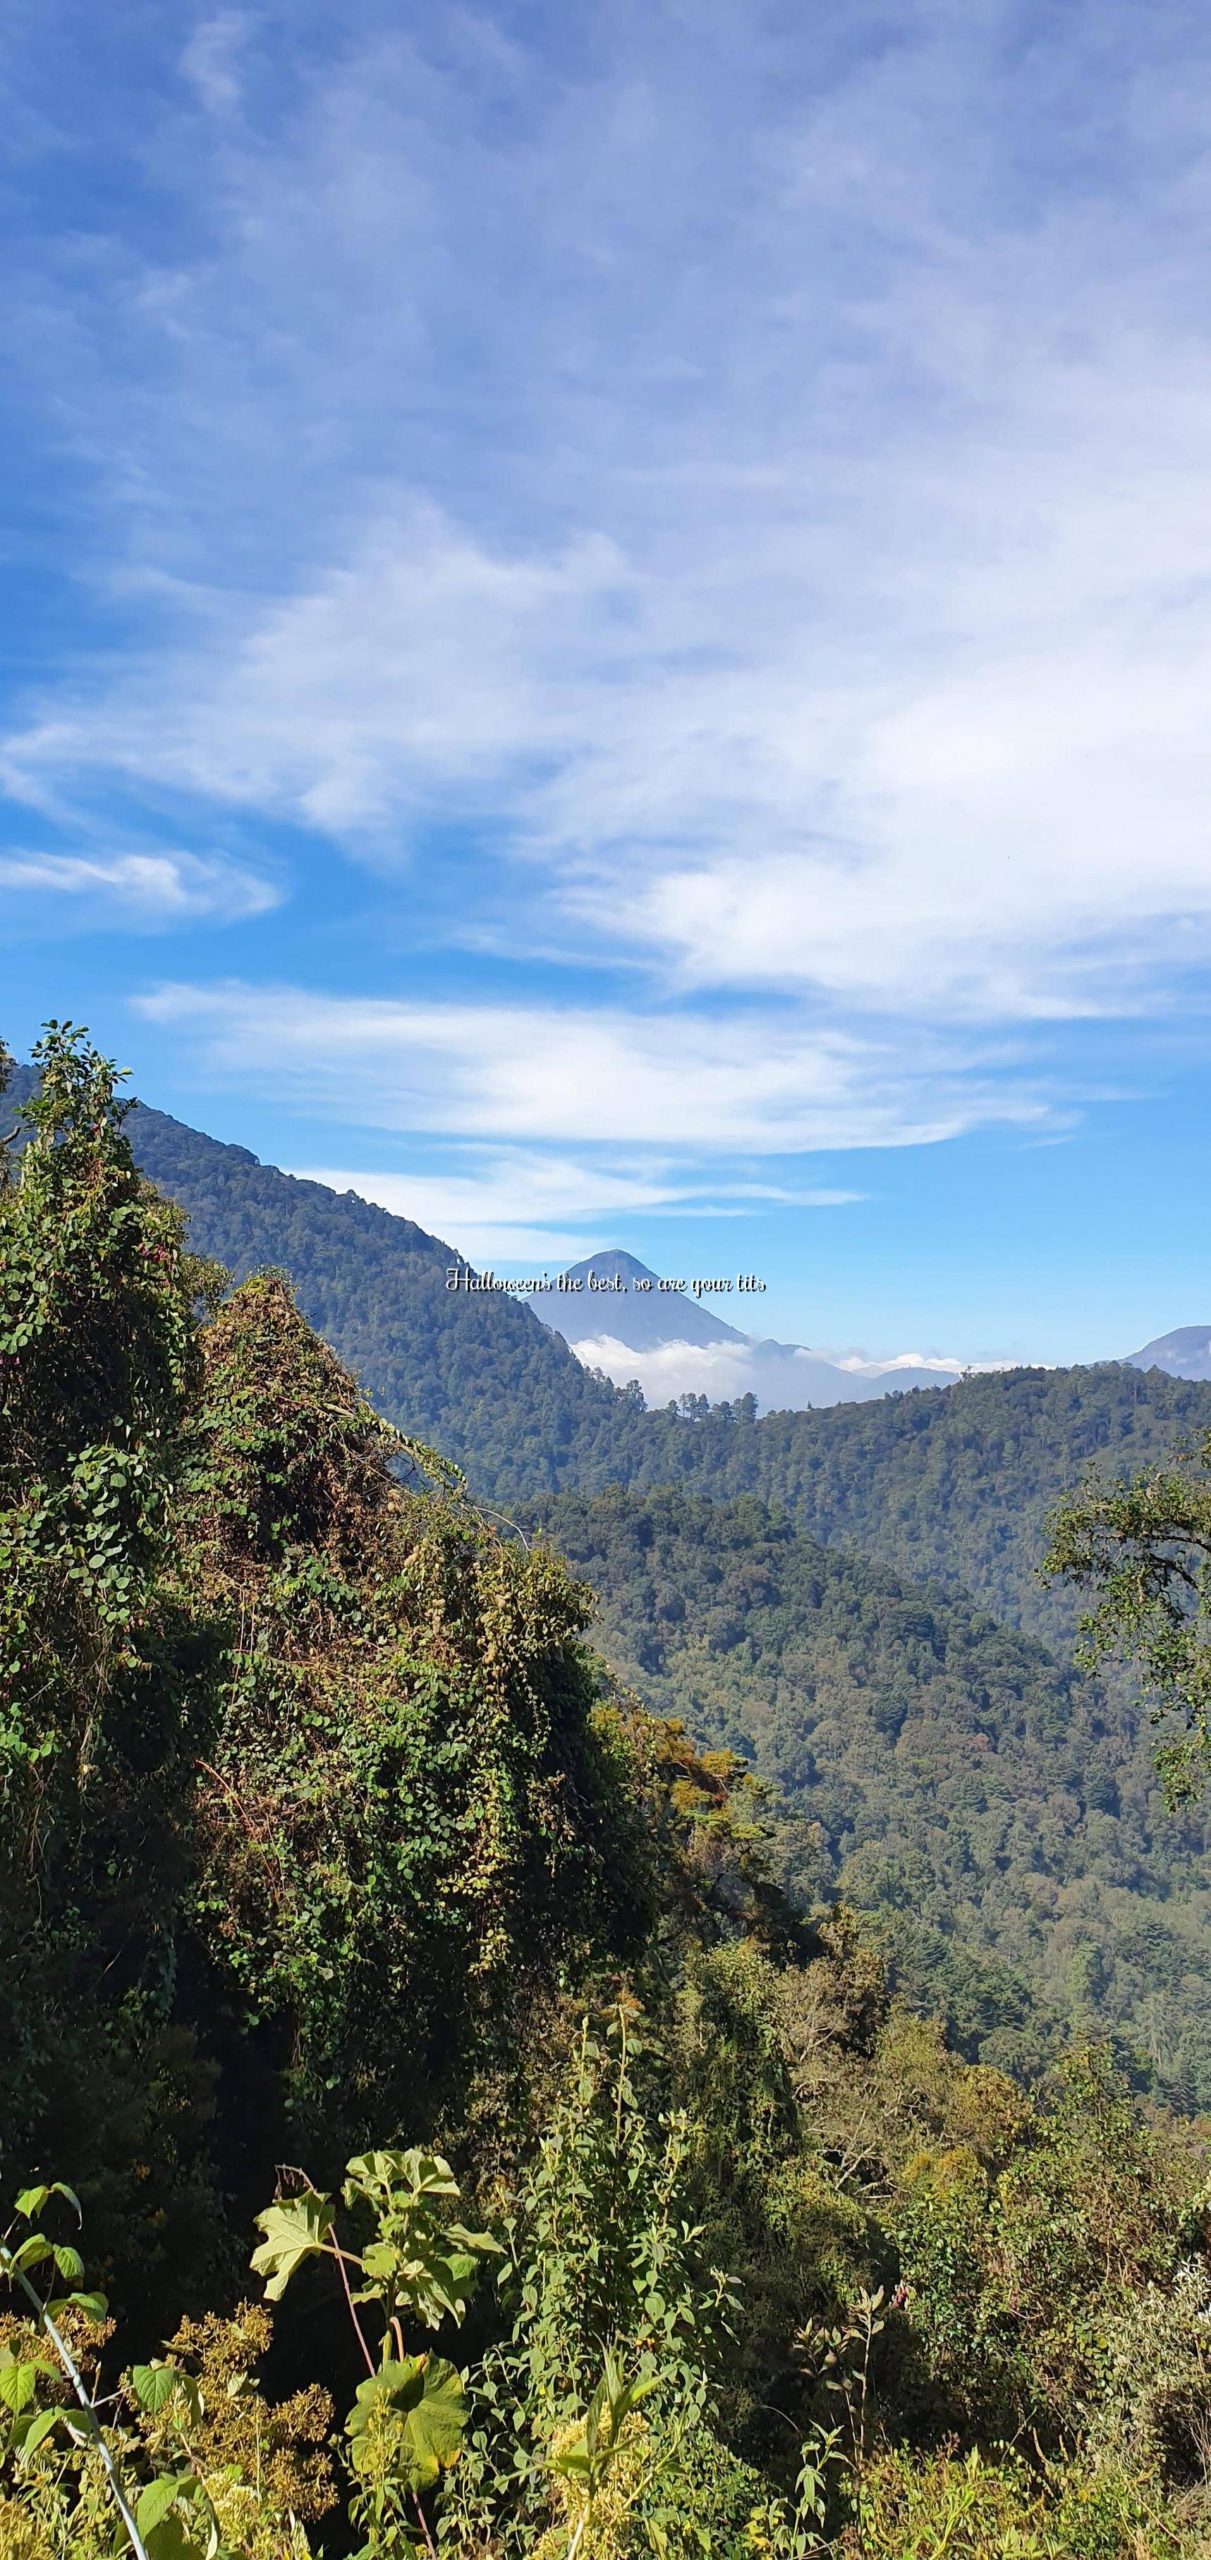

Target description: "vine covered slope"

left=5, top=1033, right=1211, bottom=2556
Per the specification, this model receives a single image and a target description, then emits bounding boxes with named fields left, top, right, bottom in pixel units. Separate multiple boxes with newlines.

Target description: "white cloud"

left=558, top=1332, right=1007, bottom=1412
left=621, top=623, right=1211, bottom=1018
left=570, top=1336, right=766, bottom=1405
left=2, top=513, right=633, bottom=836
left=291, top=1152, right=700, bottom=1265
left=136, top=977, right=1050, bottom=1151
left=180, top=14, right=249, bottom=117
left=11, top=405, right=1211, bottom=1026
left=285, top=1154, right=865, bottom=1263
left=0, top=847, right=279, bottom=924
left=831, top=1349, right=1013, bottom=1378
left=6, top=1, right=1211, bottom=1090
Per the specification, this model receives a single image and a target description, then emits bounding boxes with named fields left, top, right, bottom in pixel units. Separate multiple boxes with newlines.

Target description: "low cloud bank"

left=563, top=1332, right=1003, bottom=1413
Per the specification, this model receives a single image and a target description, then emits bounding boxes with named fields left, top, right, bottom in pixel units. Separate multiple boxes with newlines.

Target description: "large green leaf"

left=346, top=2355, right=467, bottom=2492
left=344, top=2150, right=459, bottom=2204
left=132, top=2365, right=179, bottom=2417
left=144, top=2513, right=205, bottom=2560
left=13, top=2183, right=80, bottom=2224
left=15, top=2407, right=62, bottom=2456
left=0, top=2362, right=40, bottom=2416
left=446, top=2220, right=503, bottom=2257
left=9, top=2236, right=52, bottom=2274
left=250, top=2190, right=335, bottom=2301
left=130, top=2365, right=202, bottom=2424
left=137, top=2475, right=187, bottom=2536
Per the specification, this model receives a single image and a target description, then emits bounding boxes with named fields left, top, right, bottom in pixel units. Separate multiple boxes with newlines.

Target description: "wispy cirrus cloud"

left=134, top=977, right=1052, bottom=1154
left=0, top=847, right=279, bottom=926
left=12, top=475, right=1211, bottom=1019
left=290, top=1156, right=863, bottom=1267
left=5, top=0, right=1211, bottom=1151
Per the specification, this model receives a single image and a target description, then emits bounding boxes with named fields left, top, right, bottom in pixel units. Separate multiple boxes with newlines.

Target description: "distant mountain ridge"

left=536, top=1246, right=984, bottom=1410
left=9, top=1061, right=1211, bottom=1644
left=1127, top=1325, right=1211, bottom=1381
left=537, top=1248, right=753, bottom=1350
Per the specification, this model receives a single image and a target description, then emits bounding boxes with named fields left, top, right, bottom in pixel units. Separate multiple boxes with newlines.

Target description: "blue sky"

left=4, top=0, right=1211, bottom=1365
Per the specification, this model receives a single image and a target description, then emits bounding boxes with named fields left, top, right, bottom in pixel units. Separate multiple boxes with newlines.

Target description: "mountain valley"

left=7, top=1030, right=1211, bottom=2555
left=11, top=1048, right=1211, bottom=2100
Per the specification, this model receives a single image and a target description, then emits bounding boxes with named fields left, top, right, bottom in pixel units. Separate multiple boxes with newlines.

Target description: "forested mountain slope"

left=124, top=1099, right=645, bottom=1489
left=2, top=1066, right=634, bottom=1487
left=614, top=1362, right=1211, bottom=1645
left=11, top=1065, right=1211, bottom=1641
left=7, top=1032, right=1211, bottom=2555
left=533, top=1487, right=1211, bottom=2105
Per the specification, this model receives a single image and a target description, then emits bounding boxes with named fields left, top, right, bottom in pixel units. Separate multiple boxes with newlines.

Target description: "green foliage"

left=549, top=2352, right=657, bottom=2507
left=1044, top=1433, right=1211, bottom=1805
left=250, top=2148, right=499, bottom=2339
left=8, top=2066, right=1209, bottom=2560
left=346, top=2354, right=467, bottom=2495
left=6, top=1030, right=1211, bottom=2559
left=0, top=1029, right=225, bottom=2305
left=827, top=2444, right=1183, bottom=2559
left=45, top=1064, right=633, bottom=1501
left=16, top=1043, right=1211, bottom=2092
left=445, top=2010, right=739, bottom=2554
left=889, top=2045, right=1195, bottom=2455
left=0, top=1023, right=200, bottom=1791
left=0, top=2191, right=331, bottom=2560
left=0, top=1030, right=658, bottom=2302
left=176, top=1270, right=656, bottom=2145
left=244, top=2146, right=498, bottom=2556
left=533, top=1487, right=1211, bottom=2101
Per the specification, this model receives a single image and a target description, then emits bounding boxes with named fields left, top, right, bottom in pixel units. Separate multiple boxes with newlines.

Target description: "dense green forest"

left=4, top=1068, right=637, bottom=1497
left=10, top=1064, right=1210, bottom=1655
left=532, top=1488, right=1211, bottom=2103
left=6, top=1032, right=1211, bottom=2555
left=609, top=1363, right=1211, bottom=1651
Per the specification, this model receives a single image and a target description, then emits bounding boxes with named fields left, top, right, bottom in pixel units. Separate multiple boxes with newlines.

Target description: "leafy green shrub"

left=836, top=2445, right=1182, bottom=2559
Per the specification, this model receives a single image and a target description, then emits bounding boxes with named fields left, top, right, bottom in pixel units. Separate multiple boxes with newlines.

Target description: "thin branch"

left=1, top=2250, right=149, bottom=2560
left=411, top=2487, right=440, bottom=2558
left=330, top=2240, right=375, bottom=2378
